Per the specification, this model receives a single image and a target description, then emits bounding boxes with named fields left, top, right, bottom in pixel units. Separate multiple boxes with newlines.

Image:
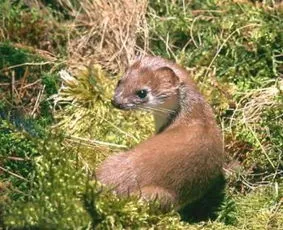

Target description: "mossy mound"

left=0, top=0, right=282, bottom=229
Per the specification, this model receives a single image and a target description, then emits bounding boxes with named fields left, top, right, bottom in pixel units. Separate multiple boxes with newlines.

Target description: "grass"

left=0, top=0, right=282, bottom=229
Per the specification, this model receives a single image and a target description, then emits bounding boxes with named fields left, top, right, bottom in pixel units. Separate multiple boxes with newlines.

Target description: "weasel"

left=96, top=56, right=224, bottom=210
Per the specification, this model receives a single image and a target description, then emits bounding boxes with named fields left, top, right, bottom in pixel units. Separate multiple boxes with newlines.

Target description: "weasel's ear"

left=154, top=67, right=180, bottom=86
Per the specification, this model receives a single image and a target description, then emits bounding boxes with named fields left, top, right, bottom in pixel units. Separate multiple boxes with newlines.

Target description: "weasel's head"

left=112, top=62, right=180, bottom=111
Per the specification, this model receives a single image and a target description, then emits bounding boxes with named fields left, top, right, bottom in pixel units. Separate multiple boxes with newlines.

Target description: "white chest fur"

left=152, top=94, right=178, bottom=133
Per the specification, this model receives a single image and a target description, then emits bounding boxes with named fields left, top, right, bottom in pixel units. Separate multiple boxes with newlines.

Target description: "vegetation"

left=0, top=0, right=282, bottom=229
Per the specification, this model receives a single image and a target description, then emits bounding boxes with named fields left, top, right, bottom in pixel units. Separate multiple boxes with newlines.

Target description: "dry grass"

left=229, top=79, right=283, bottom=127
left=59, top=0, right=149, bottom=73
left=225, top=79, right=283, bottom=191
left=0, top=65, right=47, bottom=117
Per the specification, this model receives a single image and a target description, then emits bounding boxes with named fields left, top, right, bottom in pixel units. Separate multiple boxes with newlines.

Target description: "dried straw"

left=60, top=0, right=149, bottom=73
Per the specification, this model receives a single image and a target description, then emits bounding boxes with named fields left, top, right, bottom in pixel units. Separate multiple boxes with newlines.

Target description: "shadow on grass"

left=179, top=175, right=226, bottom=223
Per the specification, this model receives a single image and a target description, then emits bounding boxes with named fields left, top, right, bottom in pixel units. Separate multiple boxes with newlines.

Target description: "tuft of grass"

left=53, top=65, right=154, bottom=167
left=54, top=0, right=148, bottom=73
left=234, top=184, right=283, bottom=229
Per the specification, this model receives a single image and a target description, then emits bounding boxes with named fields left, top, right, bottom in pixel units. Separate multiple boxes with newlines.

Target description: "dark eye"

left=136, top=89, right=148, bottom=99
left=117, top=80, right=122, bottom=86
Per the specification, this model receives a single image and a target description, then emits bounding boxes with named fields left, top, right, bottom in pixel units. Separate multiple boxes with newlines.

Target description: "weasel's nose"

left=111, top=99, right=124, bottom=109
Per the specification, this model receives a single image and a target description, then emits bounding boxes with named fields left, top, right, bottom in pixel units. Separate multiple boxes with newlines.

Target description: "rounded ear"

left=154, top=67, right=180, bottom=86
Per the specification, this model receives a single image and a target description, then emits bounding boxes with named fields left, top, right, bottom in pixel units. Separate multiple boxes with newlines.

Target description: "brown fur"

left=96, top=56, right=224, bottom=210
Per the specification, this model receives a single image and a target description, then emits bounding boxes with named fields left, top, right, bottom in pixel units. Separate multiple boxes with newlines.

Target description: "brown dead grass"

left=60, top=0, right=149, bottom=73
left=0, top=66, right=46, bottom=117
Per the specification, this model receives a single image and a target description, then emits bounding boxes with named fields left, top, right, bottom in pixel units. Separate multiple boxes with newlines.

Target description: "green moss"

left=3, top=134, right=91, bottom=229
left=53, top=65, right=154, bottom=164
left=149, top=0, right=283, bottom=88
left=1, top=0, right=282, bottom=229
left=0, top=42, right=42, bottom=79
left=0, top=0, right=68, bottom=55
left=0, top=120, right=38, bottom=198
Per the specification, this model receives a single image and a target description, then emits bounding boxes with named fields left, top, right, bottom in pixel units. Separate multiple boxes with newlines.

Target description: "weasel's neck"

left=154, top=93, right=181, bottom=133
left=153, top=84, right=205, bottom=133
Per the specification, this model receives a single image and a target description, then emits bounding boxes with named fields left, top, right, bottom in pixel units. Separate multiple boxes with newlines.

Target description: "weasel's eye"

left=136, top=89, right=148, bottom=99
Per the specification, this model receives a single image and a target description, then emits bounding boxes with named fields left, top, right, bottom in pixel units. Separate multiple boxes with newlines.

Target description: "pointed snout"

left=111, top=99, right=124, bottom=110
left=111, top=96, right=135, bottom=110
left=111, top=94, right=128, bottom=110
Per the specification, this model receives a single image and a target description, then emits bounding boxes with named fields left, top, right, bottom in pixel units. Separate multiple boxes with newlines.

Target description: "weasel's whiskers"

left=137, top=106, right=164, bottom=114
left=142, top=106, right=175, bottom=114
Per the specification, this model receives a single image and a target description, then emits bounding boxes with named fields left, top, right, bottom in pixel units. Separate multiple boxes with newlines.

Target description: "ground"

left=0, top=0, right=282, bottom=229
